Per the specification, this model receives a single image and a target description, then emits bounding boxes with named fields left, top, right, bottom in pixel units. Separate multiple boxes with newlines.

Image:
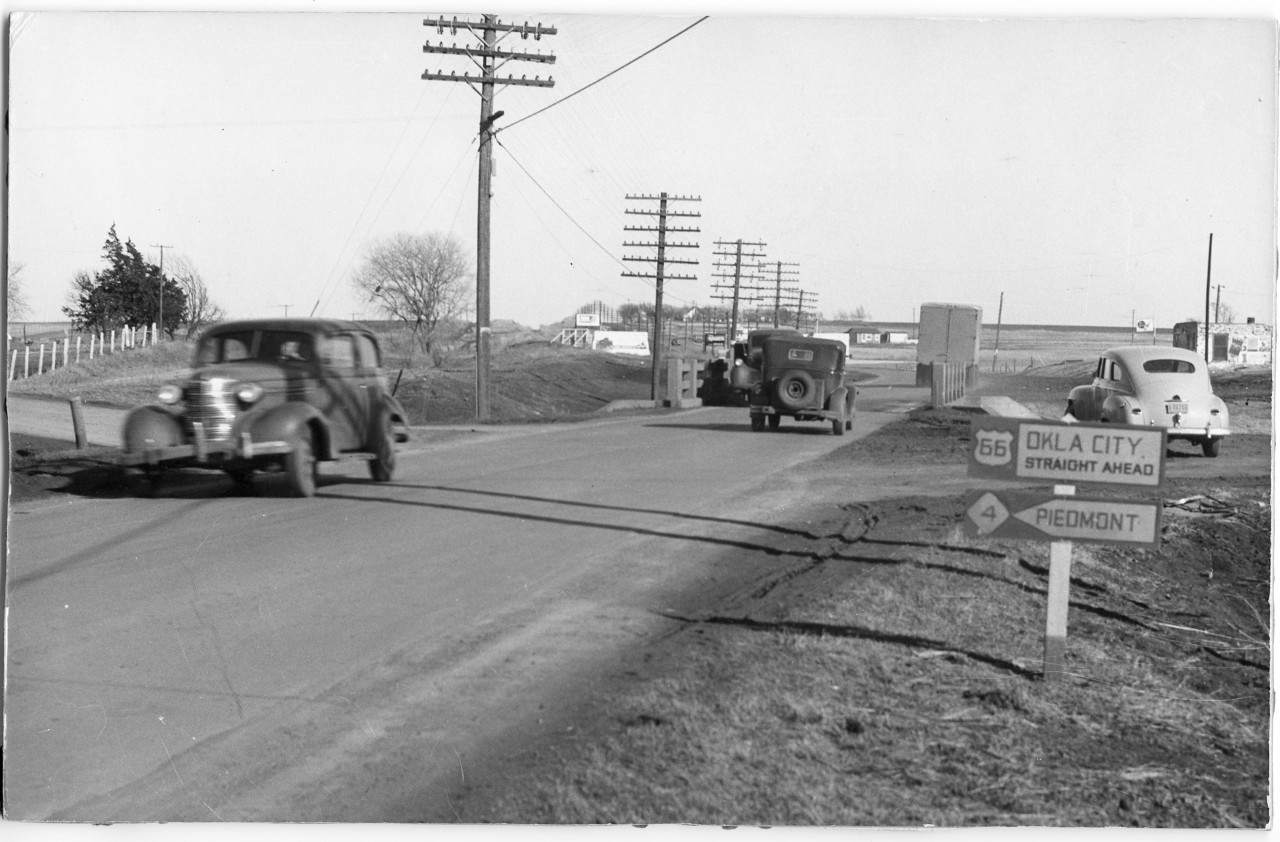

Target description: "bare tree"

left=166, top=254, right=226, bottom=338
left=8, top=261, right=29, bottom=321
left=351, top=232, right=471, bottom=360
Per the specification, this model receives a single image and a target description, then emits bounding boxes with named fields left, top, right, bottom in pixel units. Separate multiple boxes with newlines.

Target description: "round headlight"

left=235, top=382, right=263, bottom=405
left=157, top=384, right=182, bottom=405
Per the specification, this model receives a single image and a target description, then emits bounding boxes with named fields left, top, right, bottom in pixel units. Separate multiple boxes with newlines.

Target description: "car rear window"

left=1143, top=358, right=1197, bottom=374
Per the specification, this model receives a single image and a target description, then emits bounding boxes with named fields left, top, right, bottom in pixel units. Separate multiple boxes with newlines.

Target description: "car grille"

left=185, top=377, right=238, bottom=441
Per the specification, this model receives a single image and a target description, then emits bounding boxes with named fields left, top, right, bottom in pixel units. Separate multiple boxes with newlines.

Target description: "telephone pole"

left=423, top=14, right=556, bottom=421
left=759, top=259, right=799, bottom=328
left=712, top=239, right=767, bottom=343
left=1203, top=233, right=1213, bottom=364
left=623, top=193, right=701, bottom=400
left=150, top=244, right=172, bottom=339
left=784, top=288, right=818, bottom=332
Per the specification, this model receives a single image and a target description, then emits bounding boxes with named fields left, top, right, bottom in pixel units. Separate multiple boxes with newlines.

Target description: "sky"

left=6, top=2, right=1278, bottom=331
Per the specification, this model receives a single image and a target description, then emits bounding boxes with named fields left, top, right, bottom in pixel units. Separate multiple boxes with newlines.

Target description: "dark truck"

left=119, top=318, right=410, bottom=497
left=729, top=331, right=855, bottom=434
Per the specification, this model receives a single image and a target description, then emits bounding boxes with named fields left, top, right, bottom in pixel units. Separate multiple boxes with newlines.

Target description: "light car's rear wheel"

left=1202, top=437, right=1222, bottom=458
left=284, top=430, right=318, bottom=497
left=369, top=413, right=397, bottom=482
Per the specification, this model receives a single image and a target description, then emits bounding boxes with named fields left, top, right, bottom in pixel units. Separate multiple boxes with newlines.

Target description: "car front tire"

left=1201, top=437, right=1222, bottom=458
left=285, top=430, right=318, bottom=497
left=750, top=413, right=766, bottom=432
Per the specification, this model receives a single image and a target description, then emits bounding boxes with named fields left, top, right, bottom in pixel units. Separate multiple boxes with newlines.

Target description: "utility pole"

left=789, top=288, right=818, bottom=332
left=712, top=239, right=767, bottom=343
left=150, top=244, right=172, bottom=339
left=277, top=304, right=292, bottom=318
left=423, top=14, right=556, bottom=421
left=759, top=259, right=799, bottom=328
left=1214, top=284, right=1225, bottom=323
left=623, top=193, right=701, bottom=400
left=1203, top=233, right=1213, bottom=364
left=992, top=291, right=1004, bottom=371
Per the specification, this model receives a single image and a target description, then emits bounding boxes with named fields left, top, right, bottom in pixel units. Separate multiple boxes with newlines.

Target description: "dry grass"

left=475, top=494, right=1270, bottom=827
left=7, top=340, right=195, bottom=406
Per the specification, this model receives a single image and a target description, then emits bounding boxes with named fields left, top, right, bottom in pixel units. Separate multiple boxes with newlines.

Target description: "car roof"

left=203, top=318, right=370, bottom=337
left=1104, top=346, right=1204, bottom=367
left=763, top=335, right=846, bottom=349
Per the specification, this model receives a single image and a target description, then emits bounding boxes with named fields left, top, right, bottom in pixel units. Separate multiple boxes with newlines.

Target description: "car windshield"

left=1142, top=358, right=1198, bottom=374
left=196, top=330, right=315, bottom=365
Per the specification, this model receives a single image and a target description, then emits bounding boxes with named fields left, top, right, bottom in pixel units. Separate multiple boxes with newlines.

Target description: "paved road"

left=6, top=404, right=903, bottom=821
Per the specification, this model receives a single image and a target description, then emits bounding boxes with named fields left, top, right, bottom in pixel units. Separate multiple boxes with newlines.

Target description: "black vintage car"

left=119, top=318, right=410, bottom=496
left=729, top=332, right=855, bottom=435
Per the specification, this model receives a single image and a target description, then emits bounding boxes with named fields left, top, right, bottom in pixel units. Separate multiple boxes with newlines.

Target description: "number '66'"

left=976, top=437, right=1010, bottom=459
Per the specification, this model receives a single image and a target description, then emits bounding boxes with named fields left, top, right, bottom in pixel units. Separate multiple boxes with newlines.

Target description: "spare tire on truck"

left=775, top=371, right=816, bottom=411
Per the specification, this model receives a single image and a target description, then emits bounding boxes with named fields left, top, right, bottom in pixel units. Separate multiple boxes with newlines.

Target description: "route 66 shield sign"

left=972, top=426, right=1014, bottom=467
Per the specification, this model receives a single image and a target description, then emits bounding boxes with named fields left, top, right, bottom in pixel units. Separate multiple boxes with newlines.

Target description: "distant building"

left=916, top=303, right=982, bottom=386
left=1173, top=320, right=1272, bottom=365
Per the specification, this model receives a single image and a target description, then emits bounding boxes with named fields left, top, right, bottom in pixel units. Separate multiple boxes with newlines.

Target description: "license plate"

left=1165, top=402, right=1188, bottom=414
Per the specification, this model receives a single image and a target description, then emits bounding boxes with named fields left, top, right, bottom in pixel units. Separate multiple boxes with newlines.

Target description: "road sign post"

left=1044, top=490, right=1074, bottom=682
left=966, top=418, right=1166, bottom=682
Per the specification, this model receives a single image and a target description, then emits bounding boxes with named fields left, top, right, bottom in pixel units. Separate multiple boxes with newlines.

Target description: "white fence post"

left=76, top=335, right=82, bottom=363
left=9, top=349, right=16, bottom=381
left=152, top=322, right=159, bottom=344
left=37, top=343, right=45, bottom=375
left=24, top=345, right=30, bottom=378
left=110, top=330, right=116, bottom=353
left=63, top=337, right=70, bottom=367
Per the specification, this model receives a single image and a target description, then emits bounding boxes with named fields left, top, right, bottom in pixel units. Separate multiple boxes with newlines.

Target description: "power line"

left=495, top=137, right=700, bottom=310
left=495, top=136, right=627, bottom=274
left=309, top=83, right=437, bottom=317
left=499, top=16, right=709, bottom=135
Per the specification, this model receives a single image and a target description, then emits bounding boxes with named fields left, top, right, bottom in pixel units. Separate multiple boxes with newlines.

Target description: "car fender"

left=122, top=405, right=186, bottom=454
left=1209, top=394, right=1231, bottom=428
left=376, top=394, right=412, bottom=442
left=729, top=362, right=761, bottom=392
left=1100, top=394, right=1141, bottom=424
left=1065, top=384, right=1092, bottom=419
left=825, top=385, right=849, bottom=414
left=242, top=402, right=333, bottom=459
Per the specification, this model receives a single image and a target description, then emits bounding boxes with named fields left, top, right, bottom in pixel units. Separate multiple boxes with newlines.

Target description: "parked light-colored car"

left=1065, top=346, right=1229, bottom=457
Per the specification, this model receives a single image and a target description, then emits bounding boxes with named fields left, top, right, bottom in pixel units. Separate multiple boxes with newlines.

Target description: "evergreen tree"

left=63, top=225, right=188, bottom=336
